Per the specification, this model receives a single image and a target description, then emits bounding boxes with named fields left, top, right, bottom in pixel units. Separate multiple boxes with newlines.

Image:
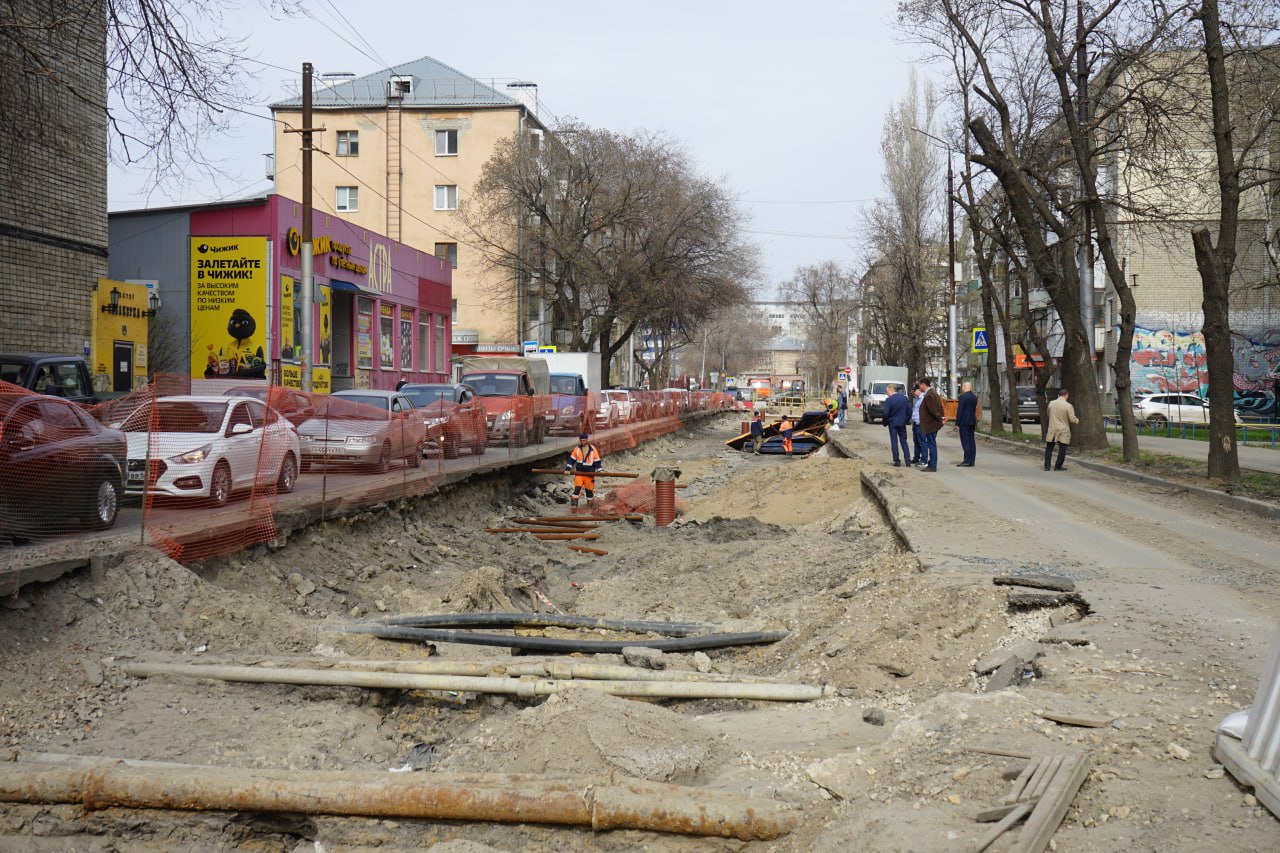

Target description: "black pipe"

left=330, top=625, right=789, bottom=654
left=372, top=612, right=716, bottom=637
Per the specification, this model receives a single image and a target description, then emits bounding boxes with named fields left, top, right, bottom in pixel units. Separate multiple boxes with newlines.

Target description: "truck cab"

left=459, top=356, right=552, bottom=445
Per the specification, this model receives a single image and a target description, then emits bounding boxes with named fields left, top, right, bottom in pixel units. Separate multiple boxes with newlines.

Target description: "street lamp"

left=911, top=127, right=958, bottom=398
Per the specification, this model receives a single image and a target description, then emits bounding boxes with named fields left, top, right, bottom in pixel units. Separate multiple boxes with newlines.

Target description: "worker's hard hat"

left=579, top=432, right=589, bottom=440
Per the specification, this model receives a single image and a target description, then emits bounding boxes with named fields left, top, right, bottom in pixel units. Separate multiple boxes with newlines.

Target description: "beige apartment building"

left=271, top=57, right=545, bottom=354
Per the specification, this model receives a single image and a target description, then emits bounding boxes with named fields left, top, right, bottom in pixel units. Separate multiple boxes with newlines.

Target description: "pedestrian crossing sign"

left=972, top=327, right=989, bottom=353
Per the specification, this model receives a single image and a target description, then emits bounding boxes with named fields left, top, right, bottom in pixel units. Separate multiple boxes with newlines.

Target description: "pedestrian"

left=779, top=415, right=794, bottom=456
left=749, top=410, right=765, bottom=454
left=836, top=384, right=848, bottom=428
left=564, top=432, right=603, bottom=506
left=395, top=375, right=410, bottom=391
left=910, top=384, right=925, bottom=464
left=955, top=381, right=978, bottom=467
left=918, top=378, right=945, bottom=472
left=882, top=383, right=911, bottom=467
left=1044, top=389, right=1079, bottom=471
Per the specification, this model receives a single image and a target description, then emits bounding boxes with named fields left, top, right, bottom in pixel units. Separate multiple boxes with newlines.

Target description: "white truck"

left=537, top=351, right=602, bottom=393
left=538, top=351, right=603, bottom=435
left=858, top=365, right=910, bottom=424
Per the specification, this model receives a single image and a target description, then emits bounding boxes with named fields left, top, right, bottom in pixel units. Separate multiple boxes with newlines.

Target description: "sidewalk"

left=981, top=414, right=1280, bottom=476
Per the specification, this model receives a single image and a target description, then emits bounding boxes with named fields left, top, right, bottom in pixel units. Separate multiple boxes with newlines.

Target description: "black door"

left=113, top=341, right=134, bottom=393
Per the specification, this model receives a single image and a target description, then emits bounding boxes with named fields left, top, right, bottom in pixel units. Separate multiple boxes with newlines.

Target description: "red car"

left=400, top=383, right=489, bottom=458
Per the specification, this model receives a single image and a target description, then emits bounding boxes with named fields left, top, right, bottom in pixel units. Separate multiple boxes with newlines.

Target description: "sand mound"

left=442, top=686, right=725, bottom=783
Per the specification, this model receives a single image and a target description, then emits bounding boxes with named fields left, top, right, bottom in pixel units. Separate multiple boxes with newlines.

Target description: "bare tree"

left=783, top=262, right=859, bottom=391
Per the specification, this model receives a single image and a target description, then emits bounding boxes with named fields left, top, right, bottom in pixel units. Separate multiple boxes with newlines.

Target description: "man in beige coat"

left=1044, top=389, right=1079, bottom=471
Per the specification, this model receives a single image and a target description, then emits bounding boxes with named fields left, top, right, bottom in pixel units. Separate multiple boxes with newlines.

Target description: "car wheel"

left=407, top=444, right=422, bottom=468
left=209, top=462, right=232, bottom=507
left=443, top=432, right=461, bottom=459
left=276, top=453, right=298, bottom=494
left=84, top=473, right=121, bottom=530
left=1147, top=414, right=1167, bottom=428
left=375, top=441, right=392, bottom=474
left=471, top=432, right=487, bottom=455
left=513, top=422, right=528, bottom=447
left=862, top=410, right=869, bottom=423
left=532, top=419, right=545, bottom=444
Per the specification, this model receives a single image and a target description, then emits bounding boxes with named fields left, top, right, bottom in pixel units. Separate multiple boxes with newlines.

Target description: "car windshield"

left=465, top=374, right=520, bottom=396
left=0, top=360, right=31, bottom=387
left=403, top=386, right=452, bottom=407
left=317, top=396, right=389, bottom=420
left=604, top=391, right=626, bottom=401
left=871, top=382, right=894, bottom=395
left=122, top=400, right=227, bottom=433
left=550, top=376, right=580, bottom=395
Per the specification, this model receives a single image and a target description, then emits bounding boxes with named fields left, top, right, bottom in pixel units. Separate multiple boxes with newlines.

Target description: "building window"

left=451, top=298, right=458, bottom=323
left=435, top=315, right=447, bottom=374
left=418, top=316, right=430, bottom=371
left=389, top=76, right=413, bottom=97
left=434, top=242, right=458, bottom=269
left=435, top=129, right=458, bottom=156
left=434, top=185, right=458, bottom=210
left=336, top=186, right=359, bottom=212
left=336, top=131, right=359, bottom=156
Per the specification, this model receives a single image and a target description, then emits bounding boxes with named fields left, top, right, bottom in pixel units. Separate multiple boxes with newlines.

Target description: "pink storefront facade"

left=191, top=195, right=452, bottom=392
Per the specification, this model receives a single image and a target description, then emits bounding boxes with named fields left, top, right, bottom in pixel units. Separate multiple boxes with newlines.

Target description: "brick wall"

left=0, top=2, right=107, bottom=354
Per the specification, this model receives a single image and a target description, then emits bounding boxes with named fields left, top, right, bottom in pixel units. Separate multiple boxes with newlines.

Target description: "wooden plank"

left=1002, top=757, right=1042, bottom=804
left=566, top=545, right=608, bottom=556
left=976, top=800, right=1037, bottom=822
left=1214, top=732, right=1280, bottom=821
left=486, top=527, right=595, bottom=534
left=1006, top=592, right=1089, bottom=610
left=963, top=745, right=1034, bottom=760
left=992, top=576, right=1076, bottom=592
left=1039, top=710, right=1113, bottom=729
left=1010, top=753, right=1091, bottom=853
left=971, top=802, right=1033, bottom=853
left=1026, top=756, right=1063, bottom=802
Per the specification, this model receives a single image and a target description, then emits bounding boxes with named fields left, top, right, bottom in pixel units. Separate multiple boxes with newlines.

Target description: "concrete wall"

left=0, top=5, right=107, bottom=354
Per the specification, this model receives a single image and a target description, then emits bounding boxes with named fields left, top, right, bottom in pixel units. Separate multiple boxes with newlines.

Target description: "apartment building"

left=271, top=56, right=546, bottom=356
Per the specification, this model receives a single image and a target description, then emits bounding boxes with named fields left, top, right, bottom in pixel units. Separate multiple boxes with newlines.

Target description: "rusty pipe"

left=530, top=469, right=640, bottom=478
left=0, top=760, right=796, bottom=840
left=532, top=532, right=600, bottom=541
left=567, top=544, right=608, bottom=555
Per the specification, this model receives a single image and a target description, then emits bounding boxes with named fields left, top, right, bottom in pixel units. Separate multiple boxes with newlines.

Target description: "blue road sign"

left=972, top=328, right=989, bottom=353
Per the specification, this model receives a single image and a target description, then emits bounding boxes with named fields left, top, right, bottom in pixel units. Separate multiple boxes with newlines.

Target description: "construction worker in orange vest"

left=565, top=432, right=603, bottom=506
left=779, top=415, right=794, bottom=456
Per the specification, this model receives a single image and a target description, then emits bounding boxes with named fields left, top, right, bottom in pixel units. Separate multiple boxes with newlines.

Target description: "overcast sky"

left=108, top=0, right=925, bottom=295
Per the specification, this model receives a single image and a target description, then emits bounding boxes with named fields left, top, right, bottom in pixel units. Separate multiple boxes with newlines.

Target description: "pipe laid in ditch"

left=502, top=660, right=791, bottom=685
left=0, top=760, right=797, bottom=840
left=373, top=611, right=716, bottom=636
left=121, top=662, right=829, bottom=701
left=332, top=624, right=789, bottom=654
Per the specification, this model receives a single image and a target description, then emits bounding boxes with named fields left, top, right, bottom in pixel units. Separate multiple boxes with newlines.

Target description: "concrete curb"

left=825, top=430, right=918, bottom=554
left=977, top=431, right=1280, bottom=522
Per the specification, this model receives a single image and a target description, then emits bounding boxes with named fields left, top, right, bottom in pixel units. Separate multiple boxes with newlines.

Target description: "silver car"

left=296, top=390, right=426, bottom=473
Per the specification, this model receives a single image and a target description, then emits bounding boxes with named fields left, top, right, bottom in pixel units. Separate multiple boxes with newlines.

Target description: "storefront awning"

left=328, top=280, right=365, bottom=294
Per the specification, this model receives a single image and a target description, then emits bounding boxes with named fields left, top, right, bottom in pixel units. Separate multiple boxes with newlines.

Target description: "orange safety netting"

left=0, top=374, right=731, bottom=558
left=592, top=480, right=688, bottom=517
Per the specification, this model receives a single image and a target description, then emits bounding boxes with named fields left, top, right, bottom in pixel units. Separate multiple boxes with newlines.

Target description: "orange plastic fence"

left=0, top=376, right=731, bottom=558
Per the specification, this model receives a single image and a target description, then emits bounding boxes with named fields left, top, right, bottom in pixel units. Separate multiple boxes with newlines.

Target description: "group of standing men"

left=881, top=379, right=963, bottom=471
left=881, top=381, right=1079, bottom=472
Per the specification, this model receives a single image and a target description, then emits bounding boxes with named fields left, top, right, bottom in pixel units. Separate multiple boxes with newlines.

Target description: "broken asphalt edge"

left=824, top=431, right=918, bottom=556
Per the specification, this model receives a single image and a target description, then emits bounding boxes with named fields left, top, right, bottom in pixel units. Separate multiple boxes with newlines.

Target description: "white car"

left=1132, top=393, right=1241, bottom=426
left=120, top=395, right=301, bottom=506
left=599, top=389, right=637, bottom=425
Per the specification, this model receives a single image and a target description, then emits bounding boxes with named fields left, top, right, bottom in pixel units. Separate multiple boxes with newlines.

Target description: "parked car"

left=1002, top=386, right=1041, bottom=424
left=225, top=385, right=317, bottom=426
left=400, top=383, right=488, bottom=458
left=1133, top=393, right=1242, bottom=426
left=548, top=373, right=591, bottom=435
left=118, top=395, right=300, bottom=506
left=296, top=390, right=425, bottom=472
left=598, top=389, right=636, bottom=427
left=0, top=353, right=99, bottom=404
left=0, top=392, right=125, bottom=537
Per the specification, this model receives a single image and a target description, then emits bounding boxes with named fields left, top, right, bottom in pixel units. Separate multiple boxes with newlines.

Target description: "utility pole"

left=285, top=62, right=319, bottom=392
left=946, top=152, right=958, bottom=399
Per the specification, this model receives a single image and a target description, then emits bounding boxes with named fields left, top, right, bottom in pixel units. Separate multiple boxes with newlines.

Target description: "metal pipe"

left=533, top=532, right=600, bottom=541
left=122, top=662, right=828, bottom=701
left=567, top=544, right=608, bottom=556
left=0, top=760, right=797, bottom=840
left=530, top=469, right=640, bottom=478
left=372, top=611, right=713, bottom=635
left=330, top=624, right=788, bottom=654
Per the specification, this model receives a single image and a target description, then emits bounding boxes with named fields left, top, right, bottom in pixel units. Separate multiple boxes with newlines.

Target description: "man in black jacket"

left=955, top=381, right=978, bottom=467
left=882, top=384, right=911, bottom=467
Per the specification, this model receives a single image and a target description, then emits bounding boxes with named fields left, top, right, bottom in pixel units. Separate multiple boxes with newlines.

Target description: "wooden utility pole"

left=284, top=63, right=319, bottom=391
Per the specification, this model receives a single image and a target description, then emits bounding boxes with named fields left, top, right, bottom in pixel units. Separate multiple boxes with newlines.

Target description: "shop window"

left=435, top=315, right=446, bottom=374
left=357, top=297, right=374, bottom=369
left=418, top=317, right=430, bottom=372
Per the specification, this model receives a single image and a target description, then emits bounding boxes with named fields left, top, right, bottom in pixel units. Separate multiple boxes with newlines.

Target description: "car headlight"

left=346, top=435, right=376, bottom=445
left=497, top=411, right=512, bottom=422
left=171, top=444, right=211, bottom=464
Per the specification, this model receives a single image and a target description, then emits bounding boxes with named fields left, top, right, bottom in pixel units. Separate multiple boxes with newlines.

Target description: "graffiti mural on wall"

left=1129, top=324, right=1280, bottom=417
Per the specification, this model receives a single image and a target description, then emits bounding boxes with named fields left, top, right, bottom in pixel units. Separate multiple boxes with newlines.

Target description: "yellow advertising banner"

left=312, top=366, right=331, bottom=394
left=92, top=279, right=150, bottom=393
left=191, top=236, right=268, bottom=379
left=280, top=274, right=299, bottom=361
left=317, top=284, right=332, bottom=367
left=281, top=363, right=301, bottom=390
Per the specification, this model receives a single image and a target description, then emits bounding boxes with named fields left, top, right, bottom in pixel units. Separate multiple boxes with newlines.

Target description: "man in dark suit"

left=955, top=381, right=978, bottom=467
left=918, top=378, right=946, bottom=472
left=881, top=384, right=911, bottom=467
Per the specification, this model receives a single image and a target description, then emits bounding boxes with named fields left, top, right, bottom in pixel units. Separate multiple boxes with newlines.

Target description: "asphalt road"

left=837, top=420, right=1280, bottom=653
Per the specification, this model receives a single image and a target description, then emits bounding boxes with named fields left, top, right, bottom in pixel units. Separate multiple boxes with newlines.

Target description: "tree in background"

left=860, top=72, right=947, bottom=384
left=783, top=262, right=859, bottom=391
left=458, top=124, right=756, bottom=387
